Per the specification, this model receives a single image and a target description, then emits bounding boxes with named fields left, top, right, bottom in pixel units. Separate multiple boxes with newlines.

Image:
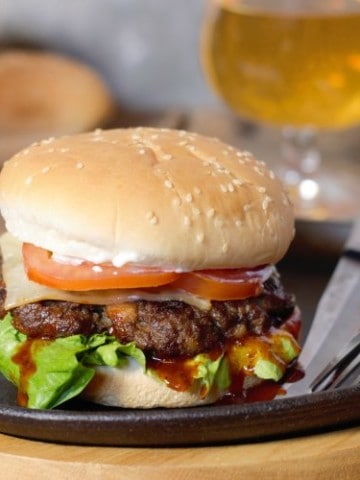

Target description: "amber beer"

left=201, top=0, right=360, bottom=128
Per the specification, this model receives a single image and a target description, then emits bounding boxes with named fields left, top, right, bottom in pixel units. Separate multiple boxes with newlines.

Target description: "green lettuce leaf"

left=189, top=353, right=231, bottom=395
left=0, top=312, right=300, bottom=409
left=0, top=314, right=145, bottom=409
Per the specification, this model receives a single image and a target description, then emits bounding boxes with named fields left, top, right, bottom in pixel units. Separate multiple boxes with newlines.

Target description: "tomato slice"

left=22, top=243, right=181, bottom=291
left=22, top=243, right=270, bottom=299
left=169, top=269, right=265, bottom=301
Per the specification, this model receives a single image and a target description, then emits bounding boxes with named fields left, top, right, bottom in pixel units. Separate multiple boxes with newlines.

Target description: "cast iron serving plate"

left=0, top=378, right=359, bottom=446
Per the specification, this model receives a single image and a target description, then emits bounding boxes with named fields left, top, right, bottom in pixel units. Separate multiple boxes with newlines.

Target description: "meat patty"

left=4, top=271, right=295, bottom=359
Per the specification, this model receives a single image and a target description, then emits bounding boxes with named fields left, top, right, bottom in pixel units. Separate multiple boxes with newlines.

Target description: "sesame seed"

left=41, top=166, right=50, bottom=174
left=217, top=167, right=230, bottom=175
left=151, top=134, right=159, bottom=140
left=162, top=154, right=172, bottom=161
left=178, top=130, right=187, bottom=137
left=269, top=170, right=276, bottom=180
left=185, top=193, right=193, bottom=203
left=94, top=128, right=102, bottom=135
left=222, top=242, right=229, bottom=253
left=232, top=179, right=243, bottom=186
left=193, top=186, right=201, bottom=195
left=183, top=216, right=191, bottom=227
left=92, top=265, right=103, bottom=273
left=164, top=179, right=174, bottom=189
left=132, top=134, right=141, bottom=141
left=220, top=184, right=228, bottom=193
left=138, top=149, right=146, bottom=155
left=146, top=211, right=158, bottom=225
left=22, top=149, right=29, bottom=155
left=178, top=140, right=188, bottom=147
left=41, top=137, right=55, bottom=145
left=192, top=207, right=200, bottom=216
left=207, top=208, right=215, bottom=218
left=243, top=204, right=251, bottom=212
left=60, top=148, right=69, bottom=153
left=254, top=166, right=265, bottom=176
left=262, top=196, right=272, bottom=210
left=186, top=144, right=196, bottom=152
left=25, top=176, right=33, bottom=185
left=256, top=186, right=266, bottom=193
left=227, top=183, right=235, bottom=192
left=47, top=148, right=55, bottom=153
left=235, top=219, right=243, bottom=228
left=196, top=232, right=205, bottom=243
left=172, top=197, right=182, bottom=207
left=76, top=162, right=84, bottom=169
left=222, top=150, right=229, bottom=156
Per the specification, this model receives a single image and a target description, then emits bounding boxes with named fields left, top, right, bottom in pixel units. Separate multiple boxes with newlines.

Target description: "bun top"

left=0, top=127, right=294, bottom=270
left=0, top=49, right=114, bottom=136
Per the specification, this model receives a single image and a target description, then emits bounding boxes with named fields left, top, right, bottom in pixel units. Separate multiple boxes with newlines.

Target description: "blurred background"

left=0, top=0, right=217, bottom=110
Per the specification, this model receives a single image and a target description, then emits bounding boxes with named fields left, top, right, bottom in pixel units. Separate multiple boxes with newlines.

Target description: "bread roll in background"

left=0, top=48, right=115, bottom=162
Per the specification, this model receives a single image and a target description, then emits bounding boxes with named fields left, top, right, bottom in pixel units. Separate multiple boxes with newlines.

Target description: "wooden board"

left=0, top=426, right=359, bottom=479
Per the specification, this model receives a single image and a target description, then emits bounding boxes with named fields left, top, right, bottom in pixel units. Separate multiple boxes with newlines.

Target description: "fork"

left=309, top=331, right=360, bottom=392
left=285, top=217, right=360, bottom=397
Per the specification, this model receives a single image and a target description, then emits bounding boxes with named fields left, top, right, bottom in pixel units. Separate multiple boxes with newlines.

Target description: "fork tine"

left=324, top=353, right=360, bottom=390
left=309, top=332, right=360, bottom=392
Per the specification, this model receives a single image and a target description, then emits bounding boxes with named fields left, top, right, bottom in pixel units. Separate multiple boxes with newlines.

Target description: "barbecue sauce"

left=147, top=357, right=198, bottom=392
left=11, top=339, right=47, bottom=407
left=147, top=309, right=303, bottom=404
left=147, top=348, right=222, bottom=396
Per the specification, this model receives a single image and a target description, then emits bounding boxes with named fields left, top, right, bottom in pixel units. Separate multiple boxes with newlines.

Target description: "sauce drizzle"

left=11, top=339, right=47, bottom=407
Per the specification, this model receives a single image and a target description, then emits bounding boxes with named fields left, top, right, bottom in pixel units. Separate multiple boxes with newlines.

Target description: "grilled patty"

left=2, top=271, right=295, bottom=359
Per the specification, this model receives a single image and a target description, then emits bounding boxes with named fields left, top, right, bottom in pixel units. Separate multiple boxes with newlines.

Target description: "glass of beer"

left=201, top=0, right=360, bottom=220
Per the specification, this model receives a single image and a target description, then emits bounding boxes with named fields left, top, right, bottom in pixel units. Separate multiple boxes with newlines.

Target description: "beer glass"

left=201, top=0, right=360, bottom=220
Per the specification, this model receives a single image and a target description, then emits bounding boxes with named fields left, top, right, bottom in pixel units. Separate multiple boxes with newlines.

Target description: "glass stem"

left=280, top=126, right=321, bottom=186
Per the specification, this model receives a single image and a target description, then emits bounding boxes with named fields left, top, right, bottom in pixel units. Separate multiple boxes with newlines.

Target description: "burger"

left=0, top=49, right=115, bottom=162
left=0, top=127, right=301, bottom=409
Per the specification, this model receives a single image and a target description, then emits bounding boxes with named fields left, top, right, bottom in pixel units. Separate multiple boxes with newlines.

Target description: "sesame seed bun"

left=0, top=49, right=114, bottom=160
left=0, top=127, right=294, bottom=271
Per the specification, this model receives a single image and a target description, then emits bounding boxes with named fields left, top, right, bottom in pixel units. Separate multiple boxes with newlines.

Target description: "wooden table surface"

left=0, top=426, right=359, bottom=480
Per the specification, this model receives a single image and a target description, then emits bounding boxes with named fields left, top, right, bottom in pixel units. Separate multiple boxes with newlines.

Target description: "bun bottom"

left=81, top=359, right=261, bottom=409
left=82, top=359, right=219, bottom=408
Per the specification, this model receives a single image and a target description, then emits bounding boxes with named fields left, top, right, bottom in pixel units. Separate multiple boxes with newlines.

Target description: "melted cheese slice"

left=0, top=233, right=211, bottom=311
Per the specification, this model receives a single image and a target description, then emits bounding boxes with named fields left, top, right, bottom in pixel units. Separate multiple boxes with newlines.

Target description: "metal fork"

left=285, top=216, right=360, bottom=397
left=309, top=331, right=360, bottom=392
